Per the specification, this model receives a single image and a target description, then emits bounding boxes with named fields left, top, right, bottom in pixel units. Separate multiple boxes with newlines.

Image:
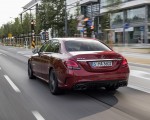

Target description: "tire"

left=105, top=86, right=119, bottom=91
left=49, top=69, right=61, bottom=95
left=28, top=62, right=35, bottom=79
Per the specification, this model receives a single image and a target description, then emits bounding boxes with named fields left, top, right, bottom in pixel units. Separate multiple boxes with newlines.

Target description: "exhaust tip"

left=74, top=84, right=87, bottom=90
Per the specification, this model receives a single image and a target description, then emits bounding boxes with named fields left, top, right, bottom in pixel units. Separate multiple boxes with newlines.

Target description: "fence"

left=2, top=36, right=42, bottom=48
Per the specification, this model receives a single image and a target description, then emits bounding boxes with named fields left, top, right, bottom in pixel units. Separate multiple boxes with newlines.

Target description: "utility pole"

left=65, top=0, right=68, bottom=37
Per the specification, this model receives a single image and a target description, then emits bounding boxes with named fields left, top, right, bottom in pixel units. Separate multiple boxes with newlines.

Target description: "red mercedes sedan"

left=28, top=38, right=129, bottom=95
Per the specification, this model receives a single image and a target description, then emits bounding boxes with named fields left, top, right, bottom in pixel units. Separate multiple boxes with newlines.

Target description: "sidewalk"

left=113, top=46, right=150, bottom=65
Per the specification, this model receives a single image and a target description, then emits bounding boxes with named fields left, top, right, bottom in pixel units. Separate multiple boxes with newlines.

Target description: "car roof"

left=52, top=37, right=98, bottom=41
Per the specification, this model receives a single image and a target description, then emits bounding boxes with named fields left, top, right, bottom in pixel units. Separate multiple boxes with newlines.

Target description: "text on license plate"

left=91, top=61, right=112, bottom=67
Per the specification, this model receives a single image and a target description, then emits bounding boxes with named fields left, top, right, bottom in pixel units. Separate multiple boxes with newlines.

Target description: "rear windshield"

left=64, top=40, right=111, bottom=52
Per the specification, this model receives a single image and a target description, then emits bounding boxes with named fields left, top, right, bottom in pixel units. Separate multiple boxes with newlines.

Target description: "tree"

left=0, top=16, right=23, bottom=38
left=38, top=0, right=65, bottom=37
left=100, top=0, right=121, bottom=31
left=101, top=13, right=110, bottom=31
left=35, top=10, right=42, bottom=34
left=22, top=13, right=31, bottom=35
left=68, top=1, right=80, bottom=37
left=11, top=17, right=22, bottom=37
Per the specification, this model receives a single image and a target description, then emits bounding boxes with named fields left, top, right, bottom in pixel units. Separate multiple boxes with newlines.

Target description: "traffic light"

left=85, top=19, right=94, bottom=30
left=31, top=20, right=34, bottom=30
left=91, top=25, right=94, bottom=30
left=85, top=19, right=92, bottom=28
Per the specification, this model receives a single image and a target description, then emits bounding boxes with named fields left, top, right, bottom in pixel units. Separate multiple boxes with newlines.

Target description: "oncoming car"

left=28, top=38, right=130, bottom=95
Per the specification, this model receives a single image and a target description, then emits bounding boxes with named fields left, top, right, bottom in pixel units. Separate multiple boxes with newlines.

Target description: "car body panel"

left=28, top=38, right=130, bottom=90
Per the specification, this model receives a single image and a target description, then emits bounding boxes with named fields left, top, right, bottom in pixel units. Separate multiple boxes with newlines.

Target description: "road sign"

left=124, top=23, right=129, bottom=29
left=87, top=20, right=92, bottom=27
left=8, top=33, right=12, bottom=38
left=80, top=29, right=84, bottom=33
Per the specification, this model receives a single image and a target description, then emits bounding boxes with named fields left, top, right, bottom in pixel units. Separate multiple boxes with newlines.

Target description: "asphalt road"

left=0, top=45, right=150, bottom=120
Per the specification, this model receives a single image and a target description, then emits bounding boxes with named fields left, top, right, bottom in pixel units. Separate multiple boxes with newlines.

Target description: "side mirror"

left=32, top=48, right=39, bottom=54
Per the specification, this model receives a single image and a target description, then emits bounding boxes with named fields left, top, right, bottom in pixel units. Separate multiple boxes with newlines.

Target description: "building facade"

left=22, top=0, right=150, bottom=43
left=81, top=0, right=150, bottom=43
left=104, top=0, right=150, bottom=44
left=101, top=0, right=150, bottom=43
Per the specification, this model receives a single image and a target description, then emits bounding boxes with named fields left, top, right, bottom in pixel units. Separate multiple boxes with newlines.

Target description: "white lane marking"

left=130, top=70, right=150, bottom=81
left=18, top=51, right=32, bottom=54
left=2, top=54, right=7, bottom=56
left=4, top=75, right=21, bottom=93
left=32, top=111, right=45, bottom=120
left=17, top=51, right=32, bottom=58
left=0, top=53, right=7, bottom=56
left=128, top=85, right=150, bottom=94
left=24, top=55, right=32, bottom=58
left=0, top=50, right=8, bottom=53
left=7, top=48, right=15, bottom=50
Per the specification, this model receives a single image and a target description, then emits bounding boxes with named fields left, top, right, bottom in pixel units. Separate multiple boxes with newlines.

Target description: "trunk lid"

left=69, top=51, right=122, bottom=72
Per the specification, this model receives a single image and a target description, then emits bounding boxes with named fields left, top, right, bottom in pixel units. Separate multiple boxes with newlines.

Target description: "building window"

left=127, top=7, right=145, bottom=23
left=100, top=0, right=134, bottom=8
left=111, top=12, right=123, bottom=25
left=85, top=4, right=100, bottom=17
left=148, top=6, right=150, bottom=21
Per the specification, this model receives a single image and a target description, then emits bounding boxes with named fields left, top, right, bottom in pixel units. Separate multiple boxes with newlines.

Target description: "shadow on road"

left=29, top=78, right=119, bottom=120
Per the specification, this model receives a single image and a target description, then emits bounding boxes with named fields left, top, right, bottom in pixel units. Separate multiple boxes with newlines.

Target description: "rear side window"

left=39, top=42, right=49, bottom=52
left=64, top=40, right=111, bottom=52
left=39, top=40, right=60, bottom=53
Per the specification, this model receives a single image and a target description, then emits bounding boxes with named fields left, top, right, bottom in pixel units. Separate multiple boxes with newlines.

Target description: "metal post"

left=91, top=3, right=95, bottom=38
left=123, top=10, right=125, bottom=45
left=31, top=20, right=35, bottom=48
left=65, top=0, right=68, bottom=37
left=144, top=5, right=148, bottom=43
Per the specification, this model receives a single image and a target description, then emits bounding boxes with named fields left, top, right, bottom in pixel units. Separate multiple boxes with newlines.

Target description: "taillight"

left=64, top=60, right=80, bottom=70
left=122, top=58, right=128, bottom=67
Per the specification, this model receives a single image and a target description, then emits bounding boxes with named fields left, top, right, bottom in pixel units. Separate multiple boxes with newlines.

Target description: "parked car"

left=28, top=38, right=130, bottom=95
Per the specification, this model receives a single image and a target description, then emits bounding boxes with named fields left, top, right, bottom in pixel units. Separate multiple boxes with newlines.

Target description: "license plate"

left=90, top=61, right=112, bottom=67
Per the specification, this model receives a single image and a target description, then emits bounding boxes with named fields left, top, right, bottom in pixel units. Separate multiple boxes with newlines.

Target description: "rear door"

left=32, top=42, right=48, bottom=77
left=40, top=40, right=60, bottom=81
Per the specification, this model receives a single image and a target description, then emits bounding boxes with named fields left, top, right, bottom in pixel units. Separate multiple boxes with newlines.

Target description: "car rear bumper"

left=73, top=80, right=128, bottom=90
left=59, top=67, right=129, bottom=89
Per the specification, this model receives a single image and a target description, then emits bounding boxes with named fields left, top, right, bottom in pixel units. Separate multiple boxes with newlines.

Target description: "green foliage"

left=68, top=15, right=78, bottom=37
left=67, top=2, right=81, bottom=37
left=0, top=0, right=84, bottom=38
left=100, top=0, right=121, bottom=31
left=0, top=12, right=34, bottom=38
left=0, top=18, right=23, bottom=38
left=11, top=18, right=23, bottom=36
left=101, top=13, right=110, bottom=31
left=22, top=13, right=31, bottom=35
left=38, top=0, right=65, bottom=37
